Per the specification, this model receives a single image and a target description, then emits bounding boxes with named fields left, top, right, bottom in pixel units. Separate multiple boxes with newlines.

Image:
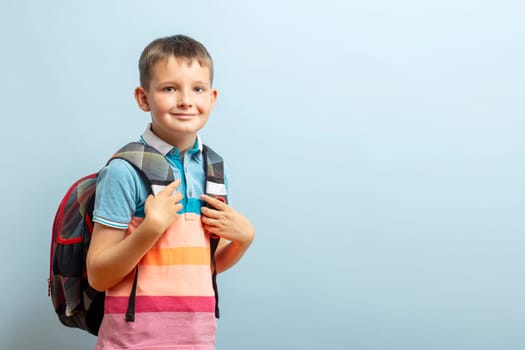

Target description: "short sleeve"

left=92, top=159, right=145, bottom=229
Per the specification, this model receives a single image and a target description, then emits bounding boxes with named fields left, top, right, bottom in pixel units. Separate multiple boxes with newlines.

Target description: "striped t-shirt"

left=92, top=125, right=229, bottom=350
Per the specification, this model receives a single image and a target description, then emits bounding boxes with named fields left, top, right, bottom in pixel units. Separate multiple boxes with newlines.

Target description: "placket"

left=182, top=155, right=198, bottom=221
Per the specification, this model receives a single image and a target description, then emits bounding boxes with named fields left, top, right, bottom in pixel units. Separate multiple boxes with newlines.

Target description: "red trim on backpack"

left=49, top=173, right=98, bottom=289
left=85, top=212, right=94, bottom=233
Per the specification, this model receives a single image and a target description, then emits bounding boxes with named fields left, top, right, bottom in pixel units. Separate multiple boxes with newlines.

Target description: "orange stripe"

left=140, top=246, right=210, bottom=266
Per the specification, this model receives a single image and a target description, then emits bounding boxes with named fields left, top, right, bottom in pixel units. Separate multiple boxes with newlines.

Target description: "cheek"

left=197, top=98, right=214, bottom=112
left=152, top=98, right=172, bottom=112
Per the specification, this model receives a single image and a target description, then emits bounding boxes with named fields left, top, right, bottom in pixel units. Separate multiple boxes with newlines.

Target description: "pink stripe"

left=105, top=295, right=215, bottom=314
left=96, top=312, right=216, bottom=349
left=128, top=215, right=209, bottom=248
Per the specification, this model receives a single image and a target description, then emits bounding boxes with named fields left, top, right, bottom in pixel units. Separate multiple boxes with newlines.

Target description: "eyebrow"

left=193, top=80, right=210, bottom=86
left=156, top=79, right=210, bottom=86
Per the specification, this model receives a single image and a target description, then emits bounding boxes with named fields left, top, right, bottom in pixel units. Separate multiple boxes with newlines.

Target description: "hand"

left=200, top=194, right=254, bottom=245
left=143, top=180, right=183, bottom=236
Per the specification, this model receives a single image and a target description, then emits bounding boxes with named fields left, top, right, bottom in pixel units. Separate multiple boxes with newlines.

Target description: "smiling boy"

left=86, top=35, right=254, bottom=350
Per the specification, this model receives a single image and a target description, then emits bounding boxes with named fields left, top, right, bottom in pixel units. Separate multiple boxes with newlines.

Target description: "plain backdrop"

left=1, top=1, right=524, bottom=349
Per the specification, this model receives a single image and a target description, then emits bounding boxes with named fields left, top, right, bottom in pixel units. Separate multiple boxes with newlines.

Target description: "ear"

left=134, top=86, right=151, bottom=112
left=210, top=88, right=218, bottom=107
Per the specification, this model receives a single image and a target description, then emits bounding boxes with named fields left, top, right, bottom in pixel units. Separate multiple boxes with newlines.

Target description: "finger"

left=203, top=225, right=222, bottom=238
left=200, top=194, right=227, bottom=210
left=171, top=190, right=183, bottom=202
left=167, top=179, right=181, bottom=191
left=203, top=220, right=223, bottom=233
left=160, top=179, right=181, bottom=196
left=200, top=206, right=222, bottom=219
left=201, top=214, right=222, bottom=225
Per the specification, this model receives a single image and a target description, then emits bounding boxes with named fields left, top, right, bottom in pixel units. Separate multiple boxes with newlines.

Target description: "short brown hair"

left=138, top=34, right=214, bottom=90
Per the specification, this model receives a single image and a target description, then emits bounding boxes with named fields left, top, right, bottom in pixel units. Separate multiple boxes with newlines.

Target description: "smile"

left=172, top=113, right=197, bottom=120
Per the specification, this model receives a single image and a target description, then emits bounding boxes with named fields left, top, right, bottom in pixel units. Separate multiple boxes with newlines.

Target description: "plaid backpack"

left=49, top=141, right=227, bottom=335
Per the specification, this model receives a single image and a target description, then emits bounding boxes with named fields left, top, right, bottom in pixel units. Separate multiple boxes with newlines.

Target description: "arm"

left=200, top=194, right=255, bottom=273
left=86, top=180, right=183, bottom=291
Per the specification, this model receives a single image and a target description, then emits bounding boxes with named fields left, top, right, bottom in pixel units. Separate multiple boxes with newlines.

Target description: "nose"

left=177, top=90, right=192, bottom=108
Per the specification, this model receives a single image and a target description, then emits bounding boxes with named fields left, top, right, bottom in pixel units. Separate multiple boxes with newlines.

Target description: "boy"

left=86, top=35, right=255, bottom=350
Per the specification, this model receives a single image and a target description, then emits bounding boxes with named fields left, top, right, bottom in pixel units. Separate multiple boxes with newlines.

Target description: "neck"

left=170, top=134, right=196, bottom=154
left=150, top=125, right=197, bottom=154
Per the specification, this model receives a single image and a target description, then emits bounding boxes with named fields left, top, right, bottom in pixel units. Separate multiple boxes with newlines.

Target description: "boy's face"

left=135, top=56, right=217, bottom=147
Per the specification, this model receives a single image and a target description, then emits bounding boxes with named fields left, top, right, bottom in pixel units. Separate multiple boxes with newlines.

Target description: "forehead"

left=151, top=56, right=212, bottom=83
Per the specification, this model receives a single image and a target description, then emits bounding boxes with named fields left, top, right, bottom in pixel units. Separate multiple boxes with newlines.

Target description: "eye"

left=163, top=86, right=176, bottom=92
left=194, top=86, right=206, bottom=93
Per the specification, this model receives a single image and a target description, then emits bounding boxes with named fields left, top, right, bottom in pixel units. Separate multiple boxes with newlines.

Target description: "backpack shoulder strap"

left=110, top=142, right=175, bottom=192
left=202, top=144, right=228, bottom=203
left=202, top=144, right=227, bottom=319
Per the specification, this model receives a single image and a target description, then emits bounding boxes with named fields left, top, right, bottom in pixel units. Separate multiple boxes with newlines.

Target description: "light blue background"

left=1, top=1, right=524, bottom=349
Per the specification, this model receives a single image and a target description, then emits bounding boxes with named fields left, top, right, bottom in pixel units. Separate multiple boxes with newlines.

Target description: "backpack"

left=49, top=141, right=227, bottom=335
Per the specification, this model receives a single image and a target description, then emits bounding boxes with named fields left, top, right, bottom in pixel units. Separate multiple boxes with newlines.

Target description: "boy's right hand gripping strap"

left=111, top=142, right=175, bottom=323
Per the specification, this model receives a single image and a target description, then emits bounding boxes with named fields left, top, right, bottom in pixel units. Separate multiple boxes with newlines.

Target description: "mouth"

left=172, top=113, right=198, bottom=120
